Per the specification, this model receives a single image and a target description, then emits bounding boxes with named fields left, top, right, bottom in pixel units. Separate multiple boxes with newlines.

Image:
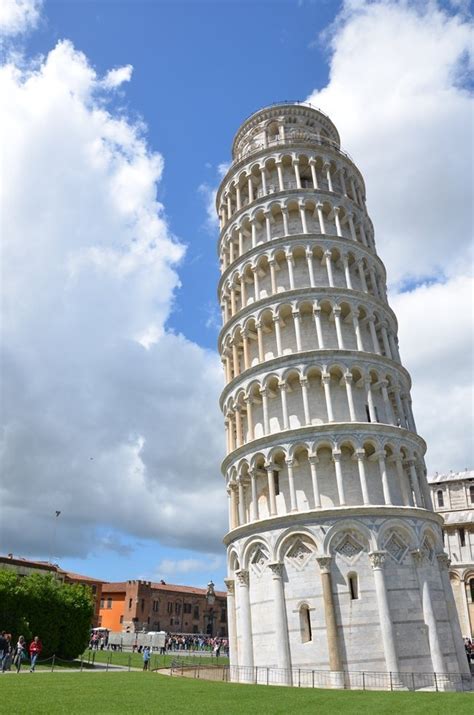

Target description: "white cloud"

left=102, top=64, right=133, bottom=89
left=307, top=0, right=473, bottom=472
left=155, top=555, right=225, bottom=579
left=0, top=39, right=226, bottom=558
left=0, top=0, right=42, bottom=36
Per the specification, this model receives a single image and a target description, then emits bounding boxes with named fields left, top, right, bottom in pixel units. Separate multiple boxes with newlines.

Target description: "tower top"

left=231, top=101, right=341, bottom=163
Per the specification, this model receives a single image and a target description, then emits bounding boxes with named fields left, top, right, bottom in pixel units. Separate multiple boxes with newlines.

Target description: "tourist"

left=2, top=634, right=13, bottom=672
left=14, top=636, right=27, bottom=673
left=143, top=646, right=151, bottom=671
left=29, top=636, right=42, bottom=672
left=0, top=632, right=7, bottom=665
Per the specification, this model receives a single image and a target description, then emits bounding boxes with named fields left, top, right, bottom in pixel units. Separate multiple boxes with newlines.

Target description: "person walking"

left=29, top=636, right=42, bottom=672
left=142, top=646, right=151, bottom=671
left=2, top=635, right=13, bottom=672
left=14, top=636, right=27, bottom=673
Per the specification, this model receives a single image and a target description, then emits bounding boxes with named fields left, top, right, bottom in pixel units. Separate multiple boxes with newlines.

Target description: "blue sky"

left=1, top=0, right=472, bottom=591
left=26, top=0, right=338, bottom=350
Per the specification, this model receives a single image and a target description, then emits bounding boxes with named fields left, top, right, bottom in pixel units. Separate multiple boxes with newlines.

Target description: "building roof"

left=63, top=570, right=102, bottom=584
left=442, top=511, right=474, bottom=526
left=101, top=580, right=226, bottom=598
left=428, top=469, right=474, bottom=485
left=0, top=555, right=60, bottom=572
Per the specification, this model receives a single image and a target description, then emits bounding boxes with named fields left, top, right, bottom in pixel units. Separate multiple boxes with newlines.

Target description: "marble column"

left=235, top=569, right=254, bottom=672
left=437, top=554, right=471, bottom=675
left=411, top=550, right=446, bottom=674
left=224, top=578, right=238, bottom=667
left=317, top=556, right=343, bottom=676
left=368, top=551, right=400, bottom=675
left=268, top=562, right=292, bottom=681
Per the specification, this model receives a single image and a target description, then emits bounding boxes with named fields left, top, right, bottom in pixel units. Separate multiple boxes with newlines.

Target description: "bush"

left=0, top=571, right=93, bottom=659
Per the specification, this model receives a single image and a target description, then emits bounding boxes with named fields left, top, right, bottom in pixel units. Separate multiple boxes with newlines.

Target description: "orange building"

left=99, top=580, right=227, bottom=636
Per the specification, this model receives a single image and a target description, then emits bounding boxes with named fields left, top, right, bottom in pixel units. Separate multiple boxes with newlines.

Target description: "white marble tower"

left=216, top=103, right=469, bottom=680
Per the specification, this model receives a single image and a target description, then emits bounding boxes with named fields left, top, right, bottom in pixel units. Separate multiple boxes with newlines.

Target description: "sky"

left=0, top=0, right=472, bottom=591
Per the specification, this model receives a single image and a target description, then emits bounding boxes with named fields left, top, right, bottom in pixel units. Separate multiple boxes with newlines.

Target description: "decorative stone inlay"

left=335, top=533, right=364, bottom=562
left=384, top=532, right=408, bottom=563
left=224, top=578, right=235, bottom=595
left=421, top=537, right=434, bottom=563
left=250, top=546, right=269, bottom=576
left=368, top=550, right=386, bottom=570
left=285, top=538, right=313, bottom=570
left=235, top=569, right=250, bottom=586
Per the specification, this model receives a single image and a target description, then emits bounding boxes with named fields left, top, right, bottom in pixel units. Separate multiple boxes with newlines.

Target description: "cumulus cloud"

left=102, top=64, right=133, bottom=89
left=307, top=0, right=473, bottom=472
left=0, top=0, right=42, bottom=36
left=0, top=40, right=226, bottom=558
left=154, top=555, right=225, bottom=579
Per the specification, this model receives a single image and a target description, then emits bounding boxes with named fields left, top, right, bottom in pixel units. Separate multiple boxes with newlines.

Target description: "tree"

left=0, top=571, right=93, bottom=658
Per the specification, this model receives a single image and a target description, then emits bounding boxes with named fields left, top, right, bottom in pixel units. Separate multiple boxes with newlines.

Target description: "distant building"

left=429, top=469, right=474, bottom=638
left=98, top=580, right=227, bottom=636
left=0, top=554, right=102, bottom=627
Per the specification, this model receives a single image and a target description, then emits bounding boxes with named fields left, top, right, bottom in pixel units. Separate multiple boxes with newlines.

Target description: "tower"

left=217, top=103, right=469, bottom=682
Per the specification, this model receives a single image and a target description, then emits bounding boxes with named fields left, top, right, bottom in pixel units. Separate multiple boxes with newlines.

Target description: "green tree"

left=0, top=571, right=93, bottom=659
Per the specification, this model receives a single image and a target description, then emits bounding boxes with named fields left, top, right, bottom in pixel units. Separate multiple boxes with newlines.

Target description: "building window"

left=141, top=598, right=145, bottom=612
left=274, top=471, right=280, bottom=496
left=167, top=602, right=173, bottom=614
left=153, top=600, right=160, bottom=613
left=193, top=606, right=199, bottom=619
left=153, top=621, right=160, bottom=630
left=470, top=579, right=474, bottom=603
left=437, top=490, right=444, bottom=508
left=183, top=603, right=192, bottom=614
left=348, top=573, right=359, bottom=600
left=128, top=598, right=132, bottom=609
left=299, top=605, right=312, bottom=643
left=220, top=608, right=226, bottom=623
left=460, top=528, right=466, bottom=547
left=119, top=615, right=123, bottom=624
left=107, top=598, right=112, bottom=609
left=470, top=485, right=474, bottom=504
left=175, top=602, right=181, bottom=615
left=100, top=598, right=105, bottom=609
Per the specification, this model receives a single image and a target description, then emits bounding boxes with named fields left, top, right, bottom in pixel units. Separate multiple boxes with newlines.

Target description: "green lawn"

left=79, top=649, right=228, bottom=669
left=1, top=672, right=472, bottom=714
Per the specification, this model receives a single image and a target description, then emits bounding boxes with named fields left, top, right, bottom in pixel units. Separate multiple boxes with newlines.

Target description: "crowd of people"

left=164, top=634, right=228, bottom=655
left=465, top=638, right=474, bottom=664
left=0, top=632, right=42, bottom=673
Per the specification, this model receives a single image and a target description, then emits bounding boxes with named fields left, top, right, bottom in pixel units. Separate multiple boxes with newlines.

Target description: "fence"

left=170, top=657, right=474, bottom=692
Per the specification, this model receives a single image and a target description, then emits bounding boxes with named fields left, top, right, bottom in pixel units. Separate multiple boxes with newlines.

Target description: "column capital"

left=268, top=561, right=284, bottom=578
left=437, top=553, right=451, bottom=570
left=410, top=549, right=423, bottom=566
left=308, top=156, right=317, bottom=166
left=332, top=305, right=341, bottom=316
left=354, top=448, right=365, bottom=460
left=333, top=205, right=341, bottom=214
left=316, top=556, right=332, bottom=573
left=343, top=371, right=353, bottom=384
left=305, top=247, right=314, bottom=259
left=332, top=449, right=342, bottom=462
left=259, top=386, right=267, bottom=396
left=309, top=454, right=319, bottom=465
left=323, top=249, right=332, bottom=259
left=285, top=457, right=294, bottom=467
left=264, top=460, right=276, bottom=471
left=224, top=578, right=235, bottom=594
left=368, top=550, right=386, bottom=570
left=316, top=202, right=325, bottom=210
left=278, top=381, right=288, bottom=391
left=299, top=376, right=309, bottom=387
left=321, top=373, right=331, bottom=385
left=235, top=569, right=250, bottom=586
left=322, top=160, right=331, bottom=170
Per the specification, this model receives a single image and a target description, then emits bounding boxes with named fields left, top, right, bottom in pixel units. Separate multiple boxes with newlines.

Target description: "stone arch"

left=275, top=527, right=320, bottom=563
left=324, top=520, right=375, bottom=556
left=242, top=536, right=272, bottom=571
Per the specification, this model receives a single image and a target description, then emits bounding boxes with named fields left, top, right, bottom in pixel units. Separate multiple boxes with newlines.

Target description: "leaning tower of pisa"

left=217, top=103, right=469, bottom=682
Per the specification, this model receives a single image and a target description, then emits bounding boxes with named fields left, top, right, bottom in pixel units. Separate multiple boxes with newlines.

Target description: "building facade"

left=430, top=470, right=474, bottom=638
left=99, top=580, right=227, bottom=636
left=216, top=102, right=469, bottom=678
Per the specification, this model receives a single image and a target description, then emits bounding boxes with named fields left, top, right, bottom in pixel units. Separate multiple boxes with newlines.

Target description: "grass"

left=1, top=671, right=473, bottom=714
left=79, top=649, right=228, bottom=669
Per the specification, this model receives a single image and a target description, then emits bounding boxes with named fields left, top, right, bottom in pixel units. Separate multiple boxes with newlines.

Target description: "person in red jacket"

left=29, top=636, right=42, bottom=672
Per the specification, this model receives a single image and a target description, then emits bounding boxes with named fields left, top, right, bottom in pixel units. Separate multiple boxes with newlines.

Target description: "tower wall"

left=217, top=103, right=469, bottom=678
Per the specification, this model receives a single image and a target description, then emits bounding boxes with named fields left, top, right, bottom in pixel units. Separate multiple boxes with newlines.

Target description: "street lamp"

left=206, top=580, right=216, bottom=636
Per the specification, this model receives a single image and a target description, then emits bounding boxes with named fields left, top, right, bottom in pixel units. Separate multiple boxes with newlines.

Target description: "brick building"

left=99, top=580, right=227, bottom=636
